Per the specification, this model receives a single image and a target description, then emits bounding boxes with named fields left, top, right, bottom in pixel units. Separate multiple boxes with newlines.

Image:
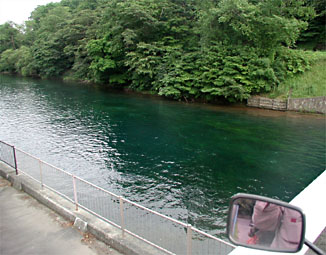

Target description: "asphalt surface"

left=0, top=177, right=122, bottom=255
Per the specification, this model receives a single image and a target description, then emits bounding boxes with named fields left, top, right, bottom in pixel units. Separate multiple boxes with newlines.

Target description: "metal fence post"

left=39, top=160, right=44, bottom=189
left=119, top=196, right=125, bottom=237
left=72, top=175, right=78, bottom=211
left=13, top=146, right=18, bottom=175
left=187, top=224, right=192, bottom=255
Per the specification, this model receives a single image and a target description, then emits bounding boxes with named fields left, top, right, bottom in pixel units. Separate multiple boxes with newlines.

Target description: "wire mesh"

left=16, top=148, right=74, bottom=201
left=123, top=199, right=188, bottom=254
left=15, top=149, right=41, bottom=181
left=0, top=141, right=15, bottom=168
left=41, top=161, right=74, bottom=201
left=74, top=177, right=121, bottom=228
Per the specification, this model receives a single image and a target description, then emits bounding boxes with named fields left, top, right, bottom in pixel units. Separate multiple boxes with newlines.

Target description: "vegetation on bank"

left=0, top=0, right=325, bottom=102
left=268, top=52, right=326, bottom=99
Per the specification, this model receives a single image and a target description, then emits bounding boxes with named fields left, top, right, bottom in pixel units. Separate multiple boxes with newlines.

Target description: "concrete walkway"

left=0, top=177, right=122, bottom=255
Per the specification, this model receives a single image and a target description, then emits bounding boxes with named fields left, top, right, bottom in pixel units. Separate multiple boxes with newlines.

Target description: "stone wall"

left=287, top=96, right=326, bottom=114
left=247, top=96, right=287, bottom=111
left=247, top=96, right=326, bottom=114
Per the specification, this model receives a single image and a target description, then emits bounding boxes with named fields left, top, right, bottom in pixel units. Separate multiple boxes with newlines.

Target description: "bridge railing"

left=0, top=140, right=235, bottom=255
left=0, top=140, right=17, bottom=173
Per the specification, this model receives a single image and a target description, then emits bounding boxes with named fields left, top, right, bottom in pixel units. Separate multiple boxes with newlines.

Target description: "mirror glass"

left=228, top=197, right=304, bottom=252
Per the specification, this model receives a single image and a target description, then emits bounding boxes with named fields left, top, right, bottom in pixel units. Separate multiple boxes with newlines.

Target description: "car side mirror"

left=227, top=193, right=306, bottom=253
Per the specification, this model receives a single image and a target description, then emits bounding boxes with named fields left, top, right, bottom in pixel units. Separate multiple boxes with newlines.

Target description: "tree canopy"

left=0, top=0, right=323, bottom=102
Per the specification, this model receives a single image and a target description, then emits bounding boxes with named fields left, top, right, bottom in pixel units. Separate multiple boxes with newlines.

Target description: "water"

left=0, top=74, right=325, bottom=236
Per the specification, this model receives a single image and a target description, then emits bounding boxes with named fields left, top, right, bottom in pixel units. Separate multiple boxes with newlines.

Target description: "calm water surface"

left=0, top=75, right=325, bottom=236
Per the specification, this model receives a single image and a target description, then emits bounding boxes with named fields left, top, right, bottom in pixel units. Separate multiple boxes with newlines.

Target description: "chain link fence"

left=0, top=140, right=235, bottom=255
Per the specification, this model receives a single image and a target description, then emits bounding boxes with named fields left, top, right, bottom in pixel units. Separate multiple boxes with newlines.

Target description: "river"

left=0, top=74, right=325, bottom=237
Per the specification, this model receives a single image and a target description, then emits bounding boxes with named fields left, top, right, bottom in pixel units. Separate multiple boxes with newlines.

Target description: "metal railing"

left=0, top=140, right=235, bottom=255
left=0, top=140, right=17, bottom=174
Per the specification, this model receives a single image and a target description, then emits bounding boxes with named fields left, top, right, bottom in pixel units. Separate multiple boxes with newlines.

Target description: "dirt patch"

left=60, top=221, right=74, bottom=228
left=82, top=232, right=95, bottom=245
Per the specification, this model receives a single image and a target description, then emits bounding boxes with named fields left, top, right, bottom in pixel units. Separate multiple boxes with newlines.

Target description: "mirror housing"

left=227, top=193, right=306, bottom=253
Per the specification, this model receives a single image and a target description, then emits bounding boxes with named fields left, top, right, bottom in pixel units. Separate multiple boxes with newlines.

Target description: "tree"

left=201, top=0, right=312, bottom=59
left=0, top=22, right=23, bottom=54
left=298, top=0, right=326, bottom=49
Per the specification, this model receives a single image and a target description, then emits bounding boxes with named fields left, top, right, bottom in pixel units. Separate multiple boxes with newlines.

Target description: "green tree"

left=0, top=22, right=23, bottom=54
left=201, top=0, right=312, bottom=59
left=0, top=49, right=18, bottom=72
left=29, top=5, right=73, bottom=77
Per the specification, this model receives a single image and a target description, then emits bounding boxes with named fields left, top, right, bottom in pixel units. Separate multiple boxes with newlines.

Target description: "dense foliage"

left=297, top=0, right=326, bottom=50
left=0, top=0, right=323, bottom=102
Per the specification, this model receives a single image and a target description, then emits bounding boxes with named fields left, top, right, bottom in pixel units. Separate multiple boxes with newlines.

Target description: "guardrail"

left=0, top=140, right=235, bottom=255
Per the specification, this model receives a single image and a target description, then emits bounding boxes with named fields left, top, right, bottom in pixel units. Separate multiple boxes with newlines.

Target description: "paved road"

left=0, top=177, right=122, bottom=255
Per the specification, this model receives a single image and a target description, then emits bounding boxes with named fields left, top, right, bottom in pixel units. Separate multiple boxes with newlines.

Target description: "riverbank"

left=62, top=78, right=326, bottom=115
left=266, top=57, right=326, bottom=100
left=3, top=70, right=325, bottom=116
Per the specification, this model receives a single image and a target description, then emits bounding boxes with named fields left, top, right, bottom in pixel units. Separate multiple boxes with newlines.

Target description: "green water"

left=0, top=74, right=325, bottom=236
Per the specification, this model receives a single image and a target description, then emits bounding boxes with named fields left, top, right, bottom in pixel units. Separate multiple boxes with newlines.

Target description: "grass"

left=268, top=51, right=326, bottom=99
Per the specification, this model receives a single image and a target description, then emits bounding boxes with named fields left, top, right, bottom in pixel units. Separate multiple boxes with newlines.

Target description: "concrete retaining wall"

left=287, top=96, right=326, bottom=114
left=247, top=96, right=326, bottom=114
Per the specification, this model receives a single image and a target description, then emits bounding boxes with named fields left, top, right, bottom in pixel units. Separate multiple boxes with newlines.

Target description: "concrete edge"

left=247, top=96, right=326, bottom=114
left=0, top=162, right=166, bottom=255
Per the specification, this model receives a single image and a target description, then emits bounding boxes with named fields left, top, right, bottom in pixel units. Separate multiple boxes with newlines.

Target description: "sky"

left=0, top=0, right=61, bottom=25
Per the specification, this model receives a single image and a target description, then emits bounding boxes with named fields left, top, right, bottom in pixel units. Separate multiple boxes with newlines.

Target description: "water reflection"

left=0, top=75, right=325, bottom=237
